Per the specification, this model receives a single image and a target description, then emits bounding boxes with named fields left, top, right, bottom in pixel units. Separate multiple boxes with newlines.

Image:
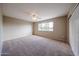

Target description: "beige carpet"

left=1, top=35, right=74, bottom=56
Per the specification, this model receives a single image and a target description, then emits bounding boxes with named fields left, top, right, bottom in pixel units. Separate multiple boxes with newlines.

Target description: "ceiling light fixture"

left=32, top=13, right=38, bottom=22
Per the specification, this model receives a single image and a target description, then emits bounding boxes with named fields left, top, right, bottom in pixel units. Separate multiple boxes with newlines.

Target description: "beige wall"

left=69, top=5, right=79, bottom=56
left=67, top=4, right=78, bottom=43
left=33, top=16, right=67, bottom=42
left=0, top=5, right=3, bottom=55
left=3, top=16, right=32, bottom=41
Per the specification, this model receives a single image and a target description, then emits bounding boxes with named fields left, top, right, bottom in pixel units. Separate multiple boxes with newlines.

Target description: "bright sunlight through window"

left=38, top=22, right=54, bottom=31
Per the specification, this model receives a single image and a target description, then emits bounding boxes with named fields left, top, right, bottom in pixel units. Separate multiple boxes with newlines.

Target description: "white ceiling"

left=2, top=3, right=74, bottom=22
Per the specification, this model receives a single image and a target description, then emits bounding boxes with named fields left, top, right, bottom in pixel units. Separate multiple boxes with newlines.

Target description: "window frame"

left=38, top=21, right=54, bottom=32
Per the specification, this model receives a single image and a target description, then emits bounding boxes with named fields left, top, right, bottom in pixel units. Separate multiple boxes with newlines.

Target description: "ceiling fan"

left=24, top=11, right=42, bottom=22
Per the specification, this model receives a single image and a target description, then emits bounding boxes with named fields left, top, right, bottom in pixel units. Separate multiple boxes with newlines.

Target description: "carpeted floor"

left=1, top=35, right=74, bottom=56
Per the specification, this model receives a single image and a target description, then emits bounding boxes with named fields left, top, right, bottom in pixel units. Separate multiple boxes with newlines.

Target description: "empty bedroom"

left=0, top=3, right=79, bottom=56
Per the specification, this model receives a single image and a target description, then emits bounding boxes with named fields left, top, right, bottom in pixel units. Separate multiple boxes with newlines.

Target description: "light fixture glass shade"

left=32, top=17, right=37, bottom=21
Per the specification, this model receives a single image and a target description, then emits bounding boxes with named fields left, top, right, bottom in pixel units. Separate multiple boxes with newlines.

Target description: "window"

left=38, top=22, right=54, bottom=31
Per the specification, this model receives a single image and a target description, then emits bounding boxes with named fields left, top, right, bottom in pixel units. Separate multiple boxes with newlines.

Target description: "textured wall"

left=3, top=16, right=32, bottom=40
left=33, top=16, right=67, bottom=42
